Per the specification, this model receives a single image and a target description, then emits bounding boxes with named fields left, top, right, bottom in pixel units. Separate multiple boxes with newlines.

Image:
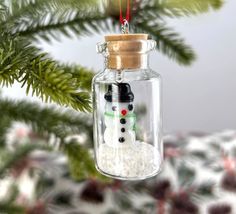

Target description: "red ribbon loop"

left=119, top=0, right=130, bottom=24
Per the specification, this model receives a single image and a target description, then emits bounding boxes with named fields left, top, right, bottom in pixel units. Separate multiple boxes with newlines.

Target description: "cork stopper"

left=103, top=34, right=151, bottom=70
left=105, top=34, right=148, bottom=42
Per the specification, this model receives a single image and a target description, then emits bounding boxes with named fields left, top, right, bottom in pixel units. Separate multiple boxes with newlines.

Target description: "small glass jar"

left=92, top=34, right=163, bottom=180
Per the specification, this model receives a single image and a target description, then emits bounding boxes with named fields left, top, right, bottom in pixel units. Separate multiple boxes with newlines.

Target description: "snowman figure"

left=104, top=83, right=136, bottom=148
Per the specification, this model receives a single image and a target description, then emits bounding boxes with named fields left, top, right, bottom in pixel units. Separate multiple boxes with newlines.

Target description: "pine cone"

left=150, top=179, right=171, bottom=200
left=80, top=181, right=104, bottom=204
left=208, top=203, right=232, bottom=214
left=221, top=172, right=236, bottom=192
left=170, top=193, right=199, bottom=214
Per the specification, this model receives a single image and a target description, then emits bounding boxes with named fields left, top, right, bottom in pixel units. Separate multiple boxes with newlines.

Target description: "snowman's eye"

left=112, top=106, right=117, bottom=111
left=128, top=104, right=133, bottom=111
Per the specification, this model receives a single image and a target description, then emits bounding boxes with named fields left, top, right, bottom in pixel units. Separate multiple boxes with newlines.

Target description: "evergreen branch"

left=20, top=55, right=92, bottom=112
left=0, top=143, right=50, bottom=178
left=0, top=98, right=93, bottom=140
left=0, top=117, right=11, bottom=148
left=3, top=0, right=97, bottom=25
left=160, top=0, right=224, bottom=17
left=0, top=33, right=92, bottom=111
left=0, top=1, right=8, bottom=23
left=17, top=12, right=108, bottom=41
left=137, top=0, right=224, bottom=18
left=9, top=0, right=97, bottom=14
left=1, top=0, right=224, bottom=69
left=136, top=21, right=195, bottom=65
left=63, top=141, right=110, bottom=181
left=63, top=65, right=94, bottom=91
left=0, top=33, right=34, bottom=86
left=15, top=7, right=196, bottom=65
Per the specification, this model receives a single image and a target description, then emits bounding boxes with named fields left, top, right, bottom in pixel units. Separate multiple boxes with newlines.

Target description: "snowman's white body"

left=104, top=102, right=136, bottom=148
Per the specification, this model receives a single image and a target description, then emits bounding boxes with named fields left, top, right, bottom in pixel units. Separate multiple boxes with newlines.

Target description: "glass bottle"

left=92, top=34, right=163, bottom=180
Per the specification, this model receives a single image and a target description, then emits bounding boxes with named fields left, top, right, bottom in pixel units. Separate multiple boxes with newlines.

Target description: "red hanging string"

left=119, top=0, right=130, bottom=24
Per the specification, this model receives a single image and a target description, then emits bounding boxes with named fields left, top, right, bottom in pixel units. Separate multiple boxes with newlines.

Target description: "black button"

left=120, top=118, right=126, bottom=124
left=121, top=128, right=125, bottom=132
left=128, top=104, right=133, bottom=111
left=119, top=137, right=125, bottom=143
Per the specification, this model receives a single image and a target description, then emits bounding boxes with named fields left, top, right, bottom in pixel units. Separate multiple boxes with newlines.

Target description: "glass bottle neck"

left=105, top=53, right=149, bottom=70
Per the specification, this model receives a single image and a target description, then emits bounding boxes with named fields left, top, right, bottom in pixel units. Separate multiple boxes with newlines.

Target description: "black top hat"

left=104, top=83, right=134, bottom=102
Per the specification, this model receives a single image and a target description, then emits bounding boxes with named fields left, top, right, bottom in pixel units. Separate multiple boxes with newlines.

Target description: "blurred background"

left=3, top=0, right=236, bottom=133
left=1, top=0, right=236, bottom=214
